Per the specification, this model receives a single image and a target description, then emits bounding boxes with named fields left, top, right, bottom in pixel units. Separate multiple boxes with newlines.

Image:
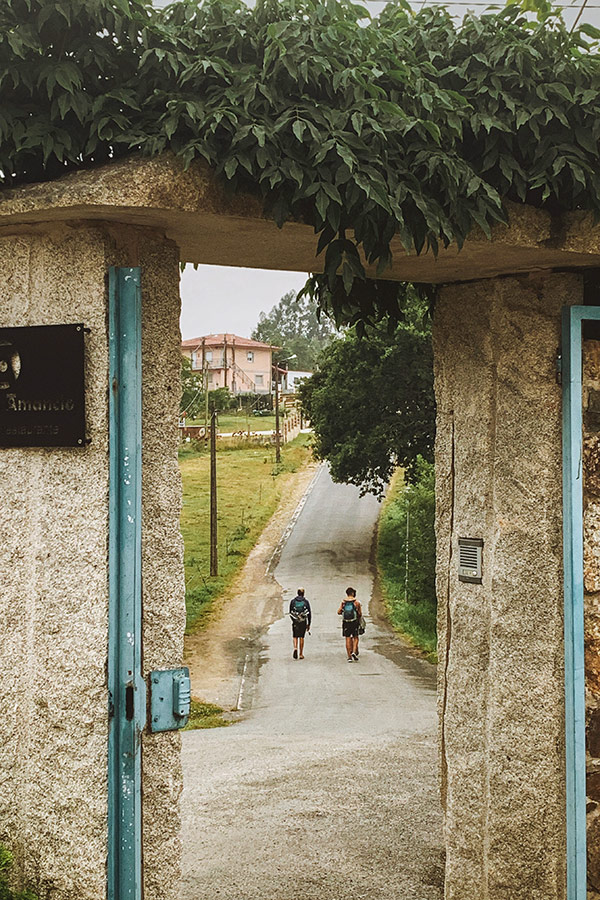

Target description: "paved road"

left=181, top=466, right=443, bottom=900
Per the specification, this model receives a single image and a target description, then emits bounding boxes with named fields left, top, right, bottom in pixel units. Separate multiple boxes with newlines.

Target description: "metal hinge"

left=556, top=349, right=563, bottom=385
left=148, top=668, right=191, bottom=733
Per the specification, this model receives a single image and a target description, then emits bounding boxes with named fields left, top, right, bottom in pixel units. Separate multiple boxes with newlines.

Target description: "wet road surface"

left=181, top=466, right=443, bottom=900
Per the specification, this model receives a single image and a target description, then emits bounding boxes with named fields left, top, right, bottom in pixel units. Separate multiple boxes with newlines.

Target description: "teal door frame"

left=562, top=304, right=594, bottom=900
left=108, top=267, right=145, bottom=900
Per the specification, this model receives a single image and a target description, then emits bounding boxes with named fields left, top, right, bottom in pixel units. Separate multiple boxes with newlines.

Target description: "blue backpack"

left=343, top=600, right=357, bottom=621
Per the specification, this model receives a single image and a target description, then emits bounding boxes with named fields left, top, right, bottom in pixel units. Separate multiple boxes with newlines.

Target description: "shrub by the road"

left=0, top=846, right=37, bottom=900
left=184, top=700, right=230, bottom=730
left=378, top=459, right=437, bottom=657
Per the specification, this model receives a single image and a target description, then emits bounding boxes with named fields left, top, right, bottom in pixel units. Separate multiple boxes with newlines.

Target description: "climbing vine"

left=2, top=0, right=600, bottom=324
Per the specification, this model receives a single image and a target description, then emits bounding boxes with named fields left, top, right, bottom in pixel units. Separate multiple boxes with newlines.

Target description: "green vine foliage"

left=2, top=0, right=600, bottom=325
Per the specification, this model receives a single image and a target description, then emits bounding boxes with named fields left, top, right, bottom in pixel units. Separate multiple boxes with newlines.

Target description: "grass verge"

left=184, top=699, right=230, bottom=730
left=0, top=845, right=37, bottom=900
left=216, top=413, right=277, bottom=432
left=377, top=464, right=437, bottom=661
left=185, top=413, right=278, bottom=432
left=180, top=433, right=312, bottom=633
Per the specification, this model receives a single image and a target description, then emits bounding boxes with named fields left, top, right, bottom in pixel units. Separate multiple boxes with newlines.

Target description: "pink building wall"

left=181, top=335, right=273, bottom=394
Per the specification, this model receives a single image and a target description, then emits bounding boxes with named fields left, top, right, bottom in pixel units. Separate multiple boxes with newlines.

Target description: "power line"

left=362, top=0, right=600, bottom=7
left=571, top=0, right=590, bottom=29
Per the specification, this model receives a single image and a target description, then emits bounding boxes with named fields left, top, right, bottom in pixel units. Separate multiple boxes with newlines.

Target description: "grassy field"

left=377, top=467, right=437, bottom=660
left=217, top=413, right=277, bottom=432
left=180, top=433, right=312, bottom=633
left=185, top=412, right=279, bottom=431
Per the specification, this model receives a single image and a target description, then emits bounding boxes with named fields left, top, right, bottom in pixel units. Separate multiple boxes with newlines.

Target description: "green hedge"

left=378, top=459, right=436, bottom=656
left=0, top=846, right=37, bottom=900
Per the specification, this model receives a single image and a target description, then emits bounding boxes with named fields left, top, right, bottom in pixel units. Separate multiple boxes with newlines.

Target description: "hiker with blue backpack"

left=289, top=588, right=312, bottom=660
left=338, top=587, right=363, bottom=662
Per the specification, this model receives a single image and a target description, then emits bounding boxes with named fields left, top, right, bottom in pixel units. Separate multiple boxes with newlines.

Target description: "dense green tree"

left=210, top=387, right=238, bottom=411
left=252, top=290, right=336, bottom=370
left=299, top=294, right=434, bottom=495
left=3, top=0, right=600, bottom=328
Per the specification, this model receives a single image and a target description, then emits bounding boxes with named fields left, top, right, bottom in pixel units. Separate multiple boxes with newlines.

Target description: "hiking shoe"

left=352, top=652, right=359, bottom=661
left=293, top=649, right=298, bottom=659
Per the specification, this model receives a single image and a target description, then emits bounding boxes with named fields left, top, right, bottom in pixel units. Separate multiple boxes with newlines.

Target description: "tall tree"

left=299, top=301, right=434, bottom=495
left=252, top=290, right=337, bottom=371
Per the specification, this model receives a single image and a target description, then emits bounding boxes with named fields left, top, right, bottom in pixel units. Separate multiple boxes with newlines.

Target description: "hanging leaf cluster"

left=2, top=0, right=600, bottom=326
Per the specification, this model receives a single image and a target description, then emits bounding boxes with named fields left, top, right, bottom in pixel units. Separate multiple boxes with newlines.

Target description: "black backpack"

left=291, top=597, right=308, bottom=621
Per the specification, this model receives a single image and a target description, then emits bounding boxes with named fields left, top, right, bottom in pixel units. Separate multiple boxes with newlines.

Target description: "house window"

left=207, top=373, right=213, bottom=383
left=255, top=374, right=264, bottom=386
left=205, top=350, right=213, bottom=362
left=191, top=352, right=198, bottom=368
left=247, top=351, right=254, bottom=362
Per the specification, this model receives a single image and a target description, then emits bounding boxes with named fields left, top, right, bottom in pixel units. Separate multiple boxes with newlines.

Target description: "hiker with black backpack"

left=338, top=587, right=362, bottom=662
left=289, top=588, right=312, bottom=660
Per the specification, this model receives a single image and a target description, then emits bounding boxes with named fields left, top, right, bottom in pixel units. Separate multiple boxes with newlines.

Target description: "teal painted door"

left=562, top=305, right=596, bottom=900
left=108, top=268, right=145, bottom=900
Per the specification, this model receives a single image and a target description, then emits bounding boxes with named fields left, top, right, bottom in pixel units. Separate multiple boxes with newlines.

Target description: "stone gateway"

left=0, top=153, right=599, bottom=898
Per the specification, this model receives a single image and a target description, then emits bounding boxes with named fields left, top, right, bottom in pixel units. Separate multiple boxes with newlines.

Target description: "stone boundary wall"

left=434, top=272, right=580, bottom=900
left=0, top=222, right=185, bottom=900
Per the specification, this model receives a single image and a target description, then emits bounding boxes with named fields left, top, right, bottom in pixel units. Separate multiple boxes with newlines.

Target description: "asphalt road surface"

left=181, top=466, right=443, bottom=900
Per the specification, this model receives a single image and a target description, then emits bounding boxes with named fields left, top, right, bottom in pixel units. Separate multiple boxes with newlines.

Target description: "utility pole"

left=272, top=353, right=296, bottom=463
left=231, top=337, right=237, bottom=398
left=204, top=362, right=209, bottom=433
left=274, top=363, right=280, bottom=463
left=404, top=499, right=410, bottom=602
left=202, top=337, right=208, bottom=430
left=210, top=407, right=218, bottom=576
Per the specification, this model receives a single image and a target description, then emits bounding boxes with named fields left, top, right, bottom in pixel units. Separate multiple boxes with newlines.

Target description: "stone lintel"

left=1, top=153, right=600, bottom=283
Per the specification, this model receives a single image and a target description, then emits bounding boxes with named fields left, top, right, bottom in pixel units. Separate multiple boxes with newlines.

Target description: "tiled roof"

left=181, top=333, right=277, bottom=350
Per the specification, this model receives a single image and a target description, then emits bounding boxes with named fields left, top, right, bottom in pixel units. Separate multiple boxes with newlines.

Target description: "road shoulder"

left=184, top=459, right=322, bottom=712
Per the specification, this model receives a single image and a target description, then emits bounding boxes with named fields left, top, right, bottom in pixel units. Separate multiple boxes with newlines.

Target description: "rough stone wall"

left=138, top=234, right=186, bottom=900
left=0, top=223, right=185, bottom=899
left=434, top=273, right=581, bottom=900
left=582, top=341, right=600, bottom=894
left=0, top=226, right=111, bottom=898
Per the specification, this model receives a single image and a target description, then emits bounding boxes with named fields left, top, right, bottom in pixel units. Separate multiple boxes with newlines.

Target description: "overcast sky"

left=179, top=265, right=308, bottom=340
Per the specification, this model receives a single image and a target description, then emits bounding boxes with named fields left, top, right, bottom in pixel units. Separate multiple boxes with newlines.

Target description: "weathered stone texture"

left=0, top=223, right=186, bottom=899
left=583, top=342, right=600, bottom=894
left=2, top=153, right=600, bottom=282
left=138, top=234, right=186, bottom=900
left=0, top=226, right=111, bottom=898
left=434, top=273, right=579, bottom=900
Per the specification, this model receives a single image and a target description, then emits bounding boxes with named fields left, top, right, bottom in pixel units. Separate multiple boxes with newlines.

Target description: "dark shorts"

left=342, top=620, right=359, bottom=638
left=292, top=619, right=307, bottom=638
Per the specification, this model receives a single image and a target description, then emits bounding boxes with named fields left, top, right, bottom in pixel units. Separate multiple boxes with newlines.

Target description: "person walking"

left=338, top=587, right=362, bottom=662
left=289, top=588, right=311, bottom=660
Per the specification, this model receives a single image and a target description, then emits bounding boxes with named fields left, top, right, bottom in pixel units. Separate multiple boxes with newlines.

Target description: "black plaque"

left=0, top=324, right=87, bottom=447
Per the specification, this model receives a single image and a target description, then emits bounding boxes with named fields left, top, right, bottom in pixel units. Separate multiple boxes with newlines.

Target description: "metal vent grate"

left=458, top=538, right=483, bottom=584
